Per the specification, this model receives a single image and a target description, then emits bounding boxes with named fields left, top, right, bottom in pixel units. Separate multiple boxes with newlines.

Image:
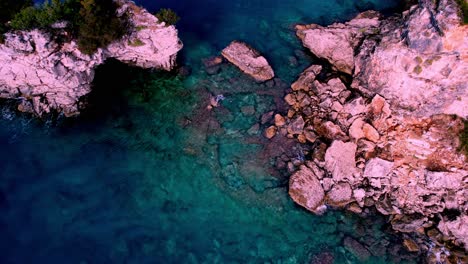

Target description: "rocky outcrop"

left=284, top=0, right=467, bottom=261
left=297, top=1, right=467, bottom=118
left=296, top=11, right=382, bottom=75
left=221, top=41, right=274, bottom=82
left=0, top=0, right=183, bottom=116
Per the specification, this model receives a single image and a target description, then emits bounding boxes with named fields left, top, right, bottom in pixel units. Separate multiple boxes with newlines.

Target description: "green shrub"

left=10, top=0, right=74, bottom=30
left=413, top=65, right=422, bottom=74
left=76, top=0, right=128, bottom=54
left=456, top=0, right=468, bottom=24
left=6, top=0, right=127, bottom=55
left=155, top=8, right=180, bottom=25
left=128, top=38, right=144, bottom=47
left=0, top=0, right=33, bottom=33
left=460, top=120, right=468, bottom=155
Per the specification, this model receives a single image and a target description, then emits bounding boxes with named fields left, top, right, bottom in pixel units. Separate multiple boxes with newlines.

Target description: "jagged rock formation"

left=221, top=41, right=274, bottom=82
left=0, top=0, right=183, bottom=116
left=281, top=0, right=467, bottom=262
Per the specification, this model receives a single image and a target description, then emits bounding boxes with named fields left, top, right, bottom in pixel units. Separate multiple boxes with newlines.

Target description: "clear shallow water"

left=0, top=1, right=421, bottom=263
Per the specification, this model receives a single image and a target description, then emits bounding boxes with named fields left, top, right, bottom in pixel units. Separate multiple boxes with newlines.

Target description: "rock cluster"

left=277, top=0, right=467, bottom=261
left=0, top=0, right=183, bottom=116
left=221, top=41, right=275, bottom=82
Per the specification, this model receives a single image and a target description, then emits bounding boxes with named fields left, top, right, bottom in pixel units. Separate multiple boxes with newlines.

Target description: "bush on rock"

left=155, top=8, right=180, bottom=25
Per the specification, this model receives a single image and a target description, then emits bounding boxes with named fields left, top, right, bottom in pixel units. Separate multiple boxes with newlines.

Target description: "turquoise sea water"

left=0, top=1, right=422, bottom=263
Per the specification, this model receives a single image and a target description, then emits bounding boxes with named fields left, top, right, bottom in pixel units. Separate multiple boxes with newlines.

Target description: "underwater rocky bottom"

left=0, top=60, right=423, bottom=263
left=0, top=0, right=431, bottom=262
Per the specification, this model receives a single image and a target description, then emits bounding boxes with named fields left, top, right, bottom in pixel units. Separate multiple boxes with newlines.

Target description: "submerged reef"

left=0, top=0, right=182, bottom=116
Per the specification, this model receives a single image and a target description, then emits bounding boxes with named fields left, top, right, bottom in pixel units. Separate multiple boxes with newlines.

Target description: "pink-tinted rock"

left=287, top=116, right=305, bottom=135
left=324, top=141, right=359, bottom=183
left=289, top=166, right=325, bottom=214
left=274, top=114, right=286, bottom=127
left=264, top=126, right=277, bottom=139
left=0, top=0, right=183, bottom=116
left=291, top=65, right=322, bottom=91
left=362, top=123, right=380, bottom=142
left=327, top=182, right=353, bottom=207
left=296, top=11, right=381, bottom=74
left=221, top=41, right=274, bottom=82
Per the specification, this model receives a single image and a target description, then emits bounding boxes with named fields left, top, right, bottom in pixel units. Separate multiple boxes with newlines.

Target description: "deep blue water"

left=0, top=1, right=421, bottom=263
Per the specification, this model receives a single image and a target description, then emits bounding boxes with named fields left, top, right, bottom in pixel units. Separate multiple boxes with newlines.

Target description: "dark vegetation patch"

left=154, top=8, right=180, bottom=25
left=460, top=120, right=468, bottom=155
left=2, top=0, right=128, bottom=54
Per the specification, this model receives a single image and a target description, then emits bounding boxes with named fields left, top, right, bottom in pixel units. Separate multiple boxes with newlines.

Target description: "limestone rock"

left=287, top=116, right=305, bottom=135
left=362, top=123, right=380, bottom=142
left=0, top=0, right=183, bottom=116
left=289, top=166, right=325, bottom=214
left=349, top=119, right=365, bottom=141
left=291, top=65, right=322, bottom=91
left=264, top=126, right=277, bottom=139
left=351, top=1, right=468, bottom=118
left=296, top=11, right=381, bottom=74
left=327, top=182, right=353, bottom=207
left=274, top=114, right=286, bottom=127
left=438, top=215, right=468, bottom=251
left=286, top=0, right=468, bottom=257
left=363, top=158, right=394, bottom=189
left=325, top=141, right=359, bottom=182
left=221, top=41, right=274, bottom=82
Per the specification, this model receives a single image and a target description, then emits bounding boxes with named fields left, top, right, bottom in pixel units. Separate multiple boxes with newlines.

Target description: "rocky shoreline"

left=0, top=0, right=182, bottom=117
left=266, top=0, right=467, bottom=262
left=0, top=0, right=466, bottom=262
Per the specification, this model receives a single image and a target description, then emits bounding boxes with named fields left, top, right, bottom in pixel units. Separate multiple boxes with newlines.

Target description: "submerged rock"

left=0, top=0, right=183, bottom=116
left=343, top=237, right=371, bottom=261
left=221, top=41, right=274, bottom=82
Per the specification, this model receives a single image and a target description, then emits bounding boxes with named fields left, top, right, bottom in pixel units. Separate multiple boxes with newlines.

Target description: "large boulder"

left=289, top=166, right=325, bottom=214
left=221, top=41, right=274, bottom=82
left=324, top=141, right=359, bottom=183
left=296, top=11, right=381, bottom=74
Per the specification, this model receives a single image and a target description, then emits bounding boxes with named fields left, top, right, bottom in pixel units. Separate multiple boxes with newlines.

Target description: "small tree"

left=76, top=0, right=127, bottom=54
left=456, top=0, right=468, bottom=24
left=155, top=8, right=180, bottom=26
left=0, top=0, right=33, bottom=33
left=10, top=0, right=65, bottom=30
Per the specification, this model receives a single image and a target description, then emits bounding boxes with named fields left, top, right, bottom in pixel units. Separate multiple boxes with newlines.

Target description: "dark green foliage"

left=155, top=8, right=180, bottom=25
left=460, top=120, right=468, bottom=155
left=10, top=6, right=54, bottom=30
left=6, top=0, right=127, bottom=55
left=76, top=0, right=127, bottom=54
left=456, top=0, right=468, bottom=24
left=0, top=0, right=33, bottom=33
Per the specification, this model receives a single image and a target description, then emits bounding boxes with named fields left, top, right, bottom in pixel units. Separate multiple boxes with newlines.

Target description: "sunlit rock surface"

left=286, top=0, right=468, bottom=261
left=221, top=41, right=275, bottom=82
left=0, top=0, right=183, bottom=116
